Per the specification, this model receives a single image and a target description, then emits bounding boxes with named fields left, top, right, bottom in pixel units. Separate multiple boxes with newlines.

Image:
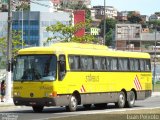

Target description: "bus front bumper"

left=13, top=96, right=70, bottom=106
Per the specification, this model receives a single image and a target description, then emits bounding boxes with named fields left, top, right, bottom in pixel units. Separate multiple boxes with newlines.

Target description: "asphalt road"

left=0, top=96, right=160, bottom=120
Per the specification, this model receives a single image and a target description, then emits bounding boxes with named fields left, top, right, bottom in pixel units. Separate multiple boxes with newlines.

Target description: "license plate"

left=29, top=102, right=36, bottom=105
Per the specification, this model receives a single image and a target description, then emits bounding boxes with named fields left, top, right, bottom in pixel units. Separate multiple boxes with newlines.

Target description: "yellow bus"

left=13, top=42, right=152, bottom=112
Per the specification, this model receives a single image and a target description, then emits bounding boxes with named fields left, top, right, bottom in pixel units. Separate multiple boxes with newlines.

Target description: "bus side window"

left=140, top=59, right=145, bottom=71
left=145, top=59, right=151, bottom=71
left=58, top=55, right=66, bottom=80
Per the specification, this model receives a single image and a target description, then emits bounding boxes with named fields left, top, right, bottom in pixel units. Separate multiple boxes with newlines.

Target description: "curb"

left=152, top=92, right=160, bottom=97
left=0, top=102, right=14, bottom=107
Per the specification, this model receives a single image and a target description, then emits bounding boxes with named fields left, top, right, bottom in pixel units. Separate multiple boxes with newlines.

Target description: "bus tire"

left=66, top=95, right=78, bottom=112
left=115, top=91, right=126, bottom=108
left=126, top=91, right=135, bottom=108
left=32, top=106, right=44, bottom=113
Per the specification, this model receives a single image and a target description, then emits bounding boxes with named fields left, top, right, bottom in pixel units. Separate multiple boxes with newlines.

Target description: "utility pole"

left=153, top=26, right=157, bottom=92
left=103, top=0, right=106, bottom=45
left=6, top=0, right=12, bottom=102
left=21, top=8, right=24, bottom=48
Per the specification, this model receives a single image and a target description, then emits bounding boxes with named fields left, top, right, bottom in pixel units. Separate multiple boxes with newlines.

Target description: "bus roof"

left=18, top=42, right=150, bottom=59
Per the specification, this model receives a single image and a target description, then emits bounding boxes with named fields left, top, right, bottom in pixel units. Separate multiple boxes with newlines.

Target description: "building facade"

left=30, top=0, right=55, bottom=12
left=93, top=6, right=117, bottom=19
left=0, top=12, right=7, bottom=38
left=114, top=24, right=160, bottom=57
left=1, top=11, right=71, bottom=47
left=115, top=24, right=142, bottom=51
left=149, top=14, right=160, bottom=21
left=117, top=11, right=128, bottom=21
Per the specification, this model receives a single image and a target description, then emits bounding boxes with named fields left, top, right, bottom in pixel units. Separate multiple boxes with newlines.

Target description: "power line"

left=30, top=0, right=86, bottom=10
left=30, top=0, right=53, bottom=8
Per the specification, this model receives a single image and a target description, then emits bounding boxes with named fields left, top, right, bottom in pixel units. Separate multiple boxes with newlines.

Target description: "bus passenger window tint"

left=106, top=57, right=111, bottom=70
left=69, top=56, right=81, bottom=70
left=130, top=59, right=134, bottom=71
left=140, top=59, right=145, bottom=71
left=118, top=58, right=129, bottom=71
left=81, top=56, right=93, bottom=70
left=94, top=57, right=104, bottom=70
left=145, top=59, right=151, bottom=71
left=135, top=59, right=140, bottom=71
left=69, top=56, right=74, bottom=69
left=110, top=58, right=118, bottom=70
left=101, top=58, right=106, bottom=70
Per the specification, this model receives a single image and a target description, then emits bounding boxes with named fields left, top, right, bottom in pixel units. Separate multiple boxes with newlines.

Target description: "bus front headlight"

left=14, top=92, right=20, bottom=96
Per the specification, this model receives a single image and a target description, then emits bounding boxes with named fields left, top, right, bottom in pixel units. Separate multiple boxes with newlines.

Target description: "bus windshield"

left=13, top=55, right=57, bottom=81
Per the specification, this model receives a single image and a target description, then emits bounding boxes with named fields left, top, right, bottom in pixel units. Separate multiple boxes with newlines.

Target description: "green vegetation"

left=16, top=2, right=30, bottom=11
left=153, top=83, right=160, bottom=92
left=0, top=30, right=25, bottom=68
left=45, top=21, right=96, bottom=44
left=99, top=18, right=117, bottom=46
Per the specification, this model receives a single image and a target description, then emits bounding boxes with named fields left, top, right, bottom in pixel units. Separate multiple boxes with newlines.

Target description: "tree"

left=45, top=22, right=96, bottom=44
left=0, top=37, right=7, bottom=56
left=127, top=12, right=143, bottom=24
left=100, top=18, right=117, bottom=34
left=105, top=29, right=113, bottom=46
left=12, top=30, right=25, bottom=58
left=16, top=2, right=30, bottom=11
left=99, top=18, right=117, bottom=46
left=149, top=20, right=160, bottom=27
left=0, top=30, right=25, bottom=68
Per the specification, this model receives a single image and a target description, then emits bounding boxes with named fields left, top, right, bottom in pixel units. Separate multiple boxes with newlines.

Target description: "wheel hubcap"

left=119, top=94, right=125, bottom=106
left=71, top=96, right=77, bottom=108
left=130, top=92, right=135, bottom=105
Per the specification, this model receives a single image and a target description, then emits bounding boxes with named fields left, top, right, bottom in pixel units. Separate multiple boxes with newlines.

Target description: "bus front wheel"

left=66, top=95, right=78, bottom=112
left=32, top=106, right=44, bottom=112
left=115, top=91, right=126, bottom=108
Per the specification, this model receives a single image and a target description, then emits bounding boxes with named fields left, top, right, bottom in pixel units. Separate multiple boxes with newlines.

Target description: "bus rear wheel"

left=66, top=95, right=78, bottom=112
left=115, top=91, right=126, bottom=108
left=126, top=91, right=135, bottom=108
left=32, top=106, right=44, bottom=112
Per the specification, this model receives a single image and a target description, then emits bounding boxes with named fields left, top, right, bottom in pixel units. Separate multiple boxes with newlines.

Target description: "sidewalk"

left=0, top=99, right=14, bottom=107
left=0, top=92, right=160, bottom=107
left=152, top=92, right=160, bottom=97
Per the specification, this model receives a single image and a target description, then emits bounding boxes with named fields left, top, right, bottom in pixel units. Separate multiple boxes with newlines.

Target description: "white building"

left=30, top=0, right=56, bottom=12
left=149, top=14, right=160, bottom=21
left=0, top=12, right=7, bottom=38
left=93, top=6, right=117, bottom=19
left=0, top=11, right=71, bottom=47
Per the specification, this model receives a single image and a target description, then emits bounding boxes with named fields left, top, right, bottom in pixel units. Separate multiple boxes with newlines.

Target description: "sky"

left=91, top=0, right=160, bottom=16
